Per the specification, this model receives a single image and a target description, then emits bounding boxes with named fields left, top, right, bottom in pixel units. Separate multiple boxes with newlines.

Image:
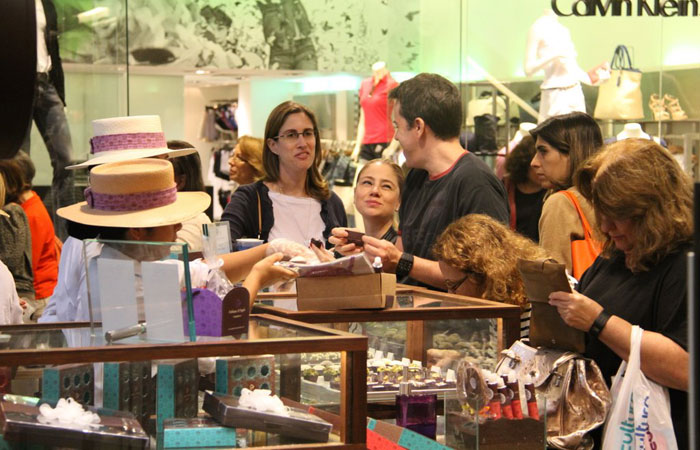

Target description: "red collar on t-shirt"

left=429, top=151, right=469, bottom=181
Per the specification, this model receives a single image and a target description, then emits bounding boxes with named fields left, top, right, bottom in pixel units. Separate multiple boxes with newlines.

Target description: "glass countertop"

left=0, top=316, right=343, bottom=353
left=257, top=292, right=517, bottom=312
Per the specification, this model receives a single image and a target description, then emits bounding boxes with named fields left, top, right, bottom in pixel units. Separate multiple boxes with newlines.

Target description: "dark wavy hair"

left=388, top=73, right=462, bottom=140
left=262, top=101, right=329, bottom=201
left=432, top=214, right=548, bottom=310
left=575, top=139, right=693, bottom=272
left=530, top=112, right=603, bottom=190
left=505, top=135, right=536, bottom=185
left=167, top=140, right=205, bottom=193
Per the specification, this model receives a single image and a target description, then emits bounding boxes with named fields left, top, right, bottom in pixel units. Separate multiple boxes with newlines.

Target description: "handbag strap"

left=256, top=190, right=262, bottom=240
left=559, top=190, right=596, bottom=242
left=611, top=45, right=636, bottom=71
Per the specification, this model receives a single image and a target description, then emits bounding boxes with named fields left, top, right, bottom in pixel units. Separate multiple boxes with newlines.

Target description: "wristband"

left=589, top=309, right=612, bottom=339
left=395, top=253, right=414, bottom=278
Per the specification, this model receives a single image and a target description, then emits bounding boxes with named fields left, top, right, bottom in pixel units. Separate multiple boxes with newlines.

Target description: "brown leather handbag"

left=518, top=258, right=585, bottom=353
left=496, top=340, right=612, bottom=450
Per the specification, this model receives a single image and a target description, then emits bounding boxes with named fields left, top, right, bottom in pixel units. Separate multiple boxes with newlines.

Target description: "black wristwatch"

left=395, top=253, right=414, bottom=278
left=589, top=309, right=612, bottom=339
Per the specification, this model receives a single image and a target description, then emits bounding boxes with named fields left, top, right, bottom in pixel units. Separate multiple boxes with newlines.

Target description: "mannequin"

left=24, top=0, right=75, bottom=238
left=524, top=9, right=609, bottom=122
left=616, top=123, right=650, bottom=141
left=351, top=61, right=399, bottom=162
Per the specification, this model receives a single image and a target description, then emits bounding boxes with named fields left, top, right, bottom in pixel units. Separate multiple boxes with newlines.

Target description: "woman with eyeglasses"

left=222, top=101, right=347, bottom=250
left=433, top=214, right=548, bottom=339
left=228, top=135, right=264, bottom=186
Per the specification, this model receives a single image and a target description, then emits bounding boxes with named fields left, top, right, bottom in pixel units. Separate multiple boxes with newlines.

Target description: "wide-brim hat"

left=65, top=115, right=196, bottom=170
left=58, top=159, right=210, bottom=228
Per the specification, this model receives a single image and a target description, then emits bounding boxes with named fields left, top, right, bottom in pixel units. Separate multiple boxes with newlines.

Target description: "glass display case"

left=0, top=315, right=368, bottom=449
left=254, top=286, right=521, bottom=368
left=253, top=285, right=522, bottom=428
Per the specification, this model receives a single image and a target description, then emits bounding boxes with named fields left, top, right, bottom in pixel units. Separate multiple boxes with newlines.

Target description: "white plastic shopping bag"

left=602, top=325, right=678, bottom=450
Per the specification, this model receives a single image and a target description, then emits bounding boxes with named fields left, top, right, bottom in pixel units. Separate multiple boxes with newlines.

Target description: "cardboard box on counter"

left=296, top=273, right=396, bottom=310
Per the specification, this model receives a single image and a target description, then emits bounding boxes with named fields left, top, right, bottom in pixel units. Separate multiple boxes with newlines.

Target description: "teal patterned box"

left=163, top=418, right=236, bottom=448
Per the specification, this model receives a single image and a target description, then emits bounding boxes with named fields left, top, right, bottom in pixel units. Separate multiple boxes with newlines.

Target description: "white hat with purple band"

left=65, top=115, right=196, bottom=170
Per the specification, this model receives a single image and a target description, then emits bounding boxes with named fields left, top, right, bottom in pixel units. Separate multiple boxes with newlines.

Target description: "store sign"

left=551, top=0, right=700, bottom=16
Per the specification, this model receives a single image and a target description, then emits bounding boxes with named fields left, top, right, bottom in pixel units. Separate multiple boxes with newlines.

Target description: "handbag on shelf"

left=496, top=340, right=612, bottom=450
left=559, top=191, right=601, bottom=280
left=594, top=45, right=644, bottom=120
left=602, top=326, right=678, bottom=450
left=517, top=258, right=585, bottom=353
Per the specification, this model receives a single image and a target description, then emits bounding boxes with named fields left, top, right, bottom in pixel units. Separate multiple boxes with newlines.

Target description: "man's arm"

left=362, top=236, right=446, bottom=289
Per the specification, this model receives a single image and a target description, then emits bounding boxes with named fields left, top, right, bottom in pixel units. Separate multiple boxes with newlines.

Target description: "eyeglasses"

left=231, top=153, right=249, bottom=164
left=273, top=129, right=316, bottom=144
left=444, top=271, right=479, bottom=293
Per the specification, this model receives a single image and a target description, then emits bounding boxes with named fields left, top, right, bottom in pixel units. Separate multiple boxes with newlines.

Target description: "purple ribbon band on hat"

left=90, top=132, right=167, bottom=154
left=84, top=185, right=177, bottom=211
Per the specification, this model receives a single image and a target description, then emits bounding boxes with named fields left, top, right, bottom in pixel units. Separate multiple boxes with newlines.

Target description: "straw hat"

left=66, top=115, right=195, bottom=170
left=57, top=159, right=210, bottom=228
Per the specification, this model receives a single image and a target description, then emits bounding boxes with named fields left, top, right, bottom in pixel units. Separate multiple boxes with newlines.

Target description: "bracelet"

left=589, top=309, right=612, bottom=339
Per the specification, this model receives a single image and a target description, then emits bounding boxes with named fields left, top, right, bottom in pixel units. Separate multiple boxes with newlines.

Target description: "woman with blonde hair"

left=353, top=159, right=404, bottom=243
left=229, top=135, right=264, bottom=186
left=222, top=101, right=346, bottom=250
left=549, top=139, right=691, bottom=448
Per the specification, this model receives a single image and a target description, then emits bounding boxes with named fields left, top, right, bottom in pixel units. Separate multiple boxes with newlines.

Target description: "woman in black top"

left=549, top=139, right=691, bottom=448
left=353, top=159, right=404, bottom=244
left=504, top=135, right=545, bottom=243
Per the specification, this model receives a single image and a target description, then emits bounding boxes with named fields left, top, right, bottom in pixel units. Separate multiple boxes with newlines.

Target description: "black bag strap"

left=610, top=45, right=635, bottom=71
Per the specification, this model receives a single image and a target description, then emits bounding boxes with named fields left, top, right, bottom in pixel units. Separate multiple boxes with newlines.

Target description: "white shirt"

left=39, top=237, right=103, bottom=323
left=35, top=0, right=52, bottom=74
left=0, top=261, right=23, bottom=325
left=267, top=192, right=325, bottom=247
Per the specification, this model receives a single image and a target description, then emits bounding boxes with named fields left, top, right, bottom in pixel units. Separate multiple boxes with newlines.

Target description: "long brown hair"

left=530, top=112, right=603, bottom=189
left=432, top=214, right=547, bottom=310
left=576, top=139, right=693, bottom=272
left=262, top=101, right=329, bottom=200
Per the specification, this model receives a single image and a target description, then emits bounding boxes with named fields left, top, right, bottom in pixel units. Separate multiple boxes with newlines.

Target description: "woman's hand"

left=246, top=253, right=298, bottom=289
left=309, top=243, right=335, bottom=263
left=328, top=228, right=363, bottom=256
left=548, top=291, right=604, bottom=332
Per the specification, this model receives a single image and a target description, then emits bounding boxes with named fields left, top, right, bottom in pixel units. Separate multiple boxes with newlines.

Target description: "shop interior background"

left=27, top=0, right=700, bottom=189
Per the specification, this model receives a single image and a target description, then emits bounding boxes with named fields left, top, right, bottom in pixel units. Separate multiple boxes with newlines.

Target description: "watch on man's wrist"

left=395, top=253, right=414, bottom=278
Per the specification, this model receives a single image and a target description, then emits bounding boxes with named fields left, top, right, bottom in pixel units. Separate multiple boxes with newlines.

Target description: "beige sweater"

left=538, top=188, right=600, bottom=274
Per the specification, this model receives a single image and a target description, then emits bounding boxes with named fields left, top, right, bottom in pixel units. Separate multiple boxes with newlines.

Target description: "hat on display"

left=66, top=115, right=196, bottom=170
left=57, top=159, right=210, bottom=228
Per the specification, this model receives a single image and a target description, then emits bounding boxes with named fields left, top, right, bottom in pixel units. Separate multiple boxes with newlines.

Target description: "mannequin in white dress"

left=525, top=9, right=609, bottom=122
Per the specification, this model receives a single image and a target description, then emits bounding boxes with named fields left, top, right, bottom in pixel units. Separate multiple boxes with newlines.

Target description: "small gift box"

left=181, top=287, right=250, bottom=337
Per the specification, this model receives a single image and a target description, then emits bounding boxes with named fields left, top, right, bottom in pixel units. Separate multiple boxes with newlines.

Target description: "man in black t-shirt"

left=333, top=74, right=508, bottom=288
